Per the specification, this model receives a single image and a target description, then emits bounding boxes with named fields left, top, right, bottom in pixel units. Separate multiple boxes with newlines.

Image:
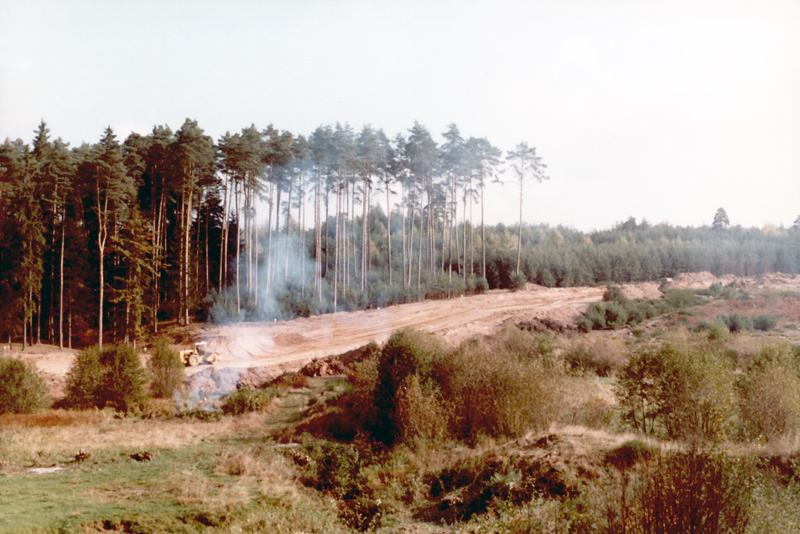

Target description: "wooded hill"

left=1, top=120, right=799, bottom=349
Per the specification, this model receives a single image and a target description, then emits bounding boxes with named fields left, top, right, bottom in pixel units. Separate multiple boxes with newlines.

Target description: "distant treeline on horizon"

left=2, top=119, right=799, bottom=349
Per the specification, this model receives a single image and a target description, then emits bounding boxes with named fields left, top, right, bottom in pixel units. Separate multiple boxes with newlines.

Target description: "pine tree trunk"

left=333, top=177, right=340, bottom=310
left=220, top=173, right=231, bottom=300
left=385, top=177, right=392, bottom=286
left=315, top=169, right=323, bottom=301
left=481, top=175, right=486, bottom=280
left=285, top=181, right=292, bottom=281
left=59, top=204, right=65, bottom=350
left=184, top=186, right=193, bottom=326
left=267, top=174, right=275, bottom=294
left=417, top=186, right=424, bottom=293
left=517, top=175, right=523, bottom=275
left=401, top=180, right=407, bottom=290
left=235, top=179, right=241, bottom=313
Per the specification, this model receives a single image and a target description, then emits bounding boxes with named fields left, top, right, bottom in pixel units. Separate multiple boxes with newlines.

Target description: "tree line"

left=1, top=119, right=798, bottom=349
left=0, top=119, right=546, bottom=349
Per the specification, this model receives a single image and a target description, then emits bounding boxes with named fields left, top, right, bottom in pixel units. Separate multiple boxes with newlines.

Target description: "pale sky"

left=2, top=0, right=798, bottom=232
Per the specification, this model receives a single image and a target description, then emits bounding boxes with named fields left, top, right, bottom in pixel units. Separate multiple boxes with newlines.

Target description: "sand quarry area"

left=13, top=272, right=800, bottom=387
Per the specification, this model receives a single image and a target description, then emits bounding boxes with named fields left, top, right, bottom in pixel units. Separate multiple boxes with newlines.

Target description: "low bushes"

left=220, top=386, right=279, bottom=415
left=602, top=448, right=751, bottom=534
left=147, top=340, right=185, bottom=398
left=616, top=342, right=736, bottom=440
left=335, top=328, right=567, bottom=447
left=579, top=286, right=707, bottom=332
left=563, top=334, right=627, bottom=376
left=64, top=343, right=148, bottom=412
left=716, top=313, right=754, bottom=333
left=0, top=354, right=49, bottom=414
left=738, top=342, right=800, bottom=442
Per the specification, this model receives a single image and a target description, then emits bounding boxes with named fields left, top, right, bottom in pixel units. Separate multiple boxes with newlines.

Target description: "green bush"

left=467, top=276, right=490, bottom=294
left=739, top=342, right=800, bottom=441
left=434, top=335, right=565, bottom=443
left=371, top=329, right=447, bottom=445
left=65, top=343, right=148, bottom=412
left=220, top=386, right=279, bottom=415
left=753, top=314, right=778, bottom=332
left=64, top=346, right=103, bottom=409
left=603, top=301, right=629, bottom=329
left=662, top=288, right=705, bottom=309
left=511, top=271, right=528, bottom=291
left=716, top=313, right=754, bottom=333
left=602, top=284, right=627, bottom=303
left=579, top=302, right=607, bottom=332
left=147, top=340, right=185, bottom=398
left=617, top=342, right=736, bottom=440
left=0, top=355, right=49, bottom=414
left=357, top=328, right=566, bottom=446
left=579, top=286, right=696, bottom=332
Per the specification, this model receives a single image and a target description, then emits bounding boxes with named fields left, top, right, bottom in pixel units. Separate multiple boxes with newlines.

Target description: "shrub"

left=616, top=348, right=667, bottom=435
left=605, top=440, right=656, bottom=471
left=753, top=314, right=778, bottom=332
left=467, top=276, right=490, bottom=294
left=65, top=346, right=103, bottom=409
left=716, top=313, right=754, bottom=333
left=371, top=329, right=447, bottom=445
left=435, top=338, right=564, bottom=443
left=582, top=287, right=707, bottom=333
left=97, top=344, right=149, bottom=412
left=363, top=328, right=566, bottom=446
left=579, top=302, right=607, bottom=332
left=662, top=288, right=704, bottom=309
left=603, top=449, right=751, bottom=534
left=147, top=340, right=185, bottom=398
left=65, top=343, right=148, bottom=412
left=221, top=386, right=279, bottom=415
left=563, top=334, right=627, bottom=377
left=0, top=355, right=49, bottom=414
left=602, top=284, right=628, bottom=303
left=738, top=342, right=800, bottom=441
left=511, top=271, right=528, bottom=291
left=617, top=342, right=736, bottom=440
left=603, top=301, right=629, bottom=329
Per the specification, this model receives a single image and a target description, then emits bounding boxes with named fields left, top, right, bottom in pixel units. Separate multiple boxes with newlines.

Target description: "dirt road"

left=22, top=284, right=623, bottom=379
left=189, top=285, right=614, bottom=374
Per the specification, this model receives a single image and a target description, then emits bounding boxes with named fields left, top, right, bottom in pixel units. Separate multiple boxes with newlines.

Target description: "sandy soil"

left=14, top=272, right=800, bottom=383
left=15, top=284, right=617, bottom=380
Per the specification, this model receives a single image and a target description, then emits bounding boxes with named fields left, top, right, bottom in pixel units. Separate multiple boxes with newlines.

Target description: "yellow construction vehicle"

left=179, top=342, right=221, bottom=366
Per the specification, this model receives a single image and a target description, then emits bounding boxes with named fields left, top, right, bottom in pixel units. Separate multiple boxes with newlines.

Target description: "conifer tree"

left=80, top=127, right=133, bottom=349
left=506, top=142, right=549, bottom=275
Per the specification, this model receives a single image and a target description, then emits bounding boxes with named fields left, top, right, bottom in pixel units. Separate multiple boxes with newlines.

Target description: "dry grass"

left=560, top=333, right=628, bottom=376
left=560, top=377, right=618, bottom=429
left=0, top=409, right=105, bottom=428
left=0, top=410, right=272, bottom=464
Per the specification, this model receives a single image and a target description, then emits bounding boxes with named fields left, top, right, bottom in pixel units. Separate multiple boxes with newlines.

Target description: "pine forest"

left=2, top=119, right=799, bottom=350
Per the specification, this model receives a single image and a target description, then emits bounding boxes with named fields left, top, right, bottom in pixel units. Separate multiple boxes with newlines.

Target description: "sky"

left=1, top=0, right=798, bottom=232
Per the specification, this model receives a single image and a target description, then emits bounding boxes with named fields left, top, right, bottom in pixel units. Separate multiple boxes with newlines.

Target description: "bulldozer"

left=179, top=341, right=221, bottom=367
